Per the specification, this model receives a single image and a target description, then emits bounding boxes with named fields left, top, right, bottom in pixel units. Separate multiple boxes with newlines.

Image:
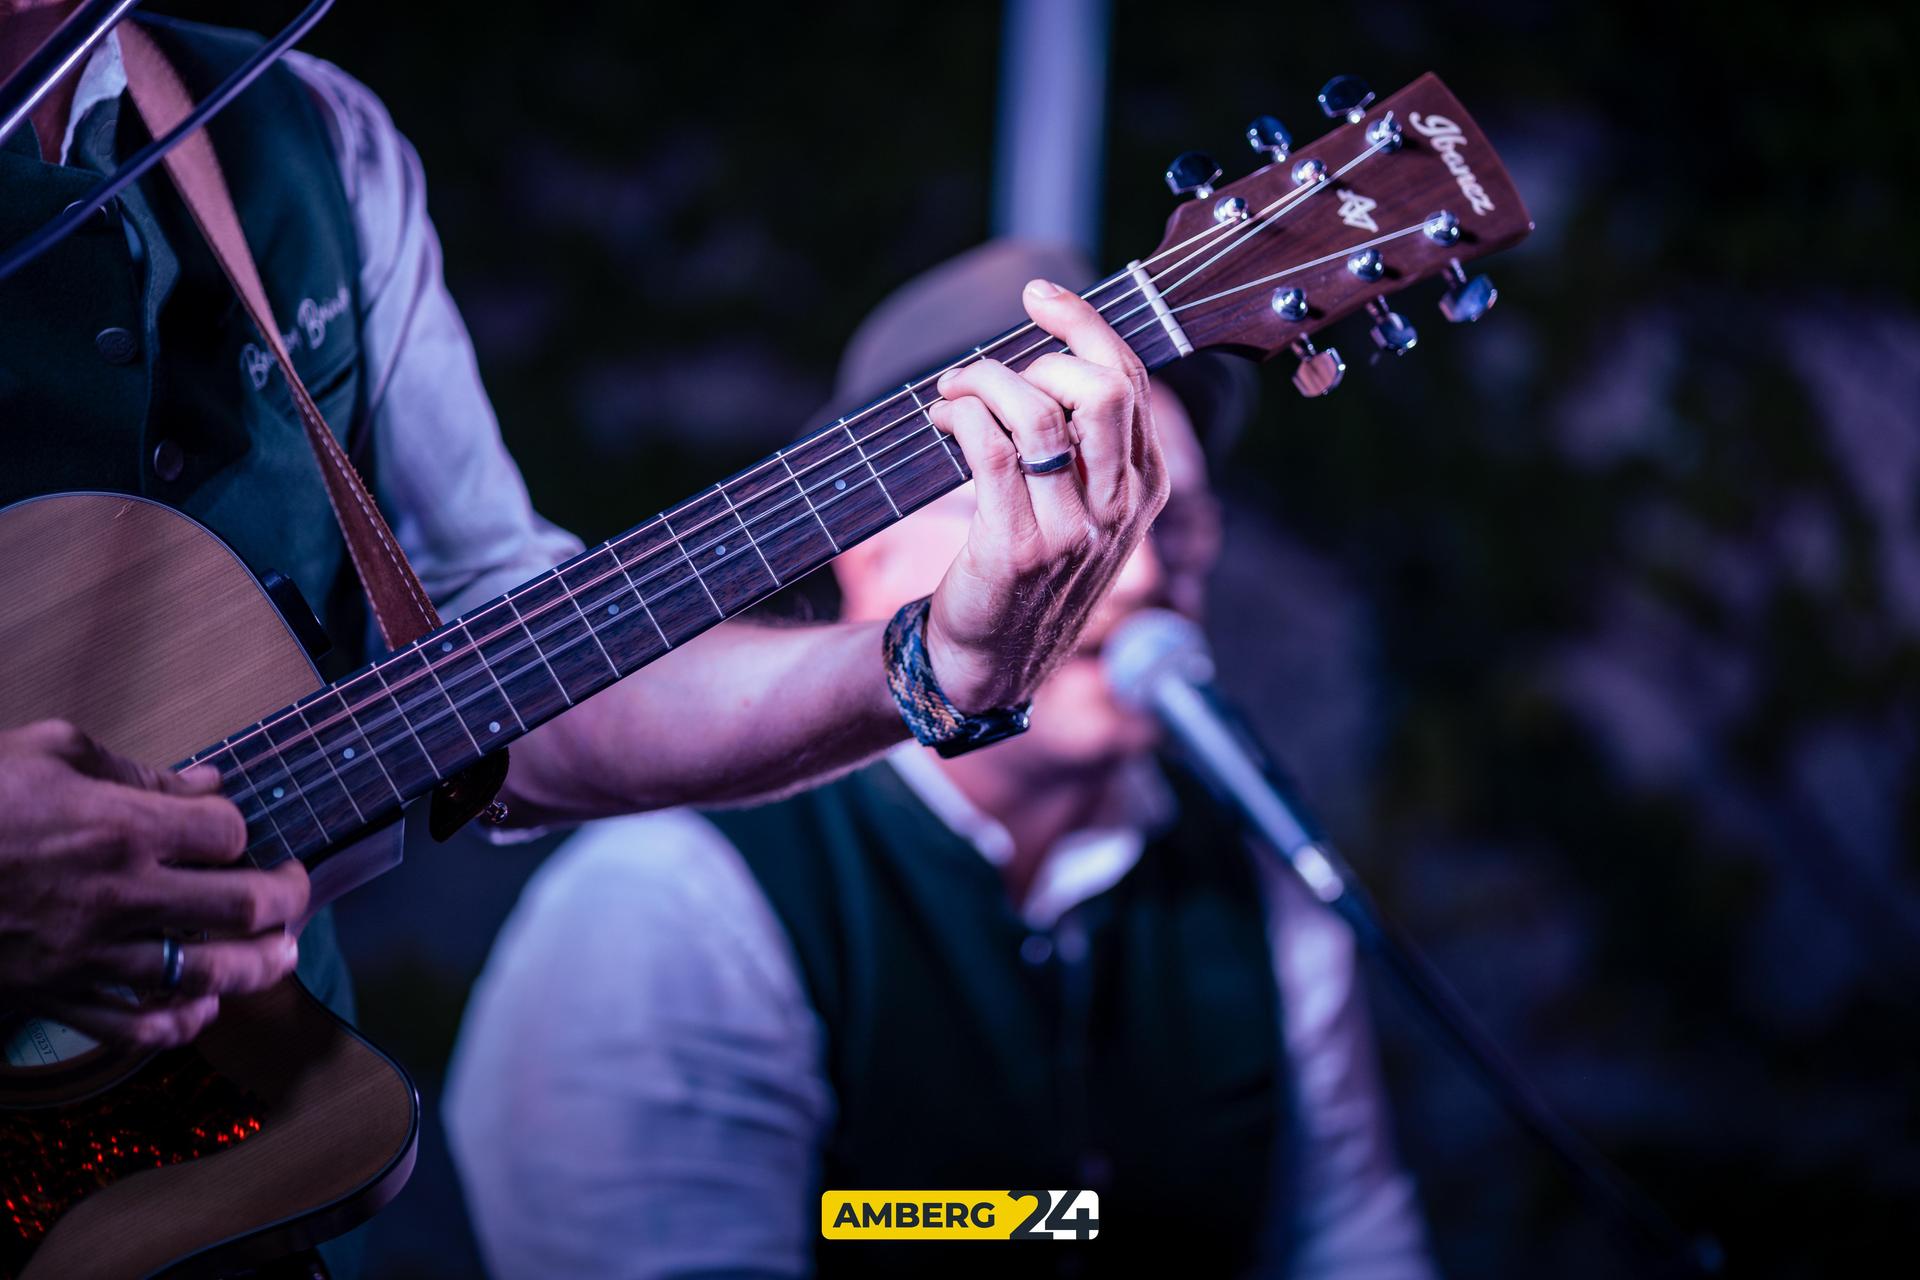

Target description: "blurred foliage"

left=154, top=1, right=1920, bottom=1276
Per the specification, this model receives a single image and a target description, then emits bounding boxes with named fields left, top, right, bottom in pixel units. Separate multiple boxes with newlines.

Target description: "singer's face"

left=838, top=381, right=1221, bottom=767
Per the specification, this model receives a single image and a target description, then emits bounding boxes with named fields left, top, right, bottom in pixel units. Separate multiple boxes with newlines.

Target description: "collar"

left=882, top=744, right=1175, bottom=930
left=58, top=29, right=126, bottom=166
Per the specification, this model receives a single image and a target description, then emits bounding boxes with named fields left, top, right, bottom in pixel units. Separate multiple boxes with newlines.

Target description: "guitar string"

left=1114, top=219, right=1435, bottom=349
left=212, top=148, right=1400, bottom=833
left=211, top=145, right=1400, bottom=831
left=200, top=170, right=1335, bottom=805
left=208, top=137, right=1402, bottom=826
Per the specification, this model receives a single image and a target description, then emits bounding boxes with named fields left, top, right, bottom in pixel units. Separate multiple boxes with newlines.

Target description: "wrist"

left=921, top=612, right=1018, bottom=715
left=884, top=598, right=1030, bottom=757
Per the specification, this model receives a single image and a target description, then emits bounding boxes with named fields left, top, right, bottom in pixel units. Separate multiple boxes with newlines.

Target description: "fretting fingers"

left=1020, top=277, right=1162, bottom=499
left=1016, top=351, right=1137, bottom=515
left=935, top=359, right=1091, bottom=540
left=926, top=396, right=1043, bottom=568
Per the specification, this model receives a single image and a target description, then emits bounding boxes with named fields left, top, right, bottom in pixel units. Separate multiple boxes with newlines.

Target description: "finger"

left=130, top=860, right=311, bottom=935
left=40, top=720, right=215, bottom=796
left=1016, top=352, right=1136, bottom=514
left=99, top=785, right=250, bottom=866
left=935, top=359, right=1078, bottom=471
left=35, top=993, right=222, bottom=1052
left=926, top=396, right=1043, bottom=564
left=90, top=931, right=299, bottom=998
left=1020, top=277, right=1161, bottom=480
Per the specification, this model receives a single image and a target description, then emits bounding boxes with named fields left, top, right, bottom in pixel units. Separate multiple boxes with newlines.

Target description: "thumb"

left=64, top=730, right=222, bottom=797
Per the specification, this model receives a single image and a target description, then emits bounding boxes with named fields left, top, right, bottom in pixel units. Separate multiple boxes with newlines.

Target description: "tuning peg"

left=1438, top=262, right=1497, bottom=323
left=1271, top=286, right=1309, bottom=322
left=1318, top=75, right=1375, bottom=124
left=1246, top=116, right=1292, bottom=163
left=1367, top=298, right=1418, bottom=354
left=1291, top=337, right=1346, bottom=397
left=1165, top=151, right=1222, bottom=201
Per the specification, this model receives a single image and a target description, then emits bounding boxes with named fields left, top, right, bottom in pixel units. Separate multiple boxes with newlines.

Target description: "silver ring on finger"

left=1018, top=446, right=1077, bottom=477
left=159, top=936, right=185, bottom=992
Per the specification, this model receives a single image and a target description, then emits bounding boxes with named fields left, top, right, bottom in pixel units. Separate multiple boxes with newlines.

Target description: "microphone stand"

left=1159, top=680, right=1725, bottom=1277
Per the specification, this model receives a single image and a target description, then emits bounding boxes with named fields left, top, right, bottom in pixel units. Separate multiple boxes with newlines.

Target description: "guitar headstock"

left=1141, top=73, right=1533, bottom=396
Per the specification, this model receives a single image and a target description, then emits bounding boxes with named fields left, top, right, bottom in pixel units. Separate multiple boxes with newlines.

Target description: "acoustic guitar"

left=0, top=73, right=1529, bottom=1278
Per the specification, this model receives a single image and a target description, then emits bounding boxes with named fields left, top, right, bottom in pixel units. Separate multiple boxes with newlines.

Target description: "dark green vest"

left=710, top=763, right=1289, bottom=1278
left=0, top=19, right=368, bottom=1021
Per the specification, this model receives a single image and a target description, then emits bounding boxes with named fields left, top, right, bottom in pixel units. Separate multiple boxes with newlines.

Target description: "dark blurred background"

left=162, top=0, right=1920, bottom=1275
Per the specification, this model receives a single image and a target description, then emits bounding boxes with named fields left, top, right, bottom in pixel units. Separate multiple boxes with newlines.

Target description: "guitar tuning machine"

left=1290, top=336, right=1346, bottom=397
left=1438, top=260, right=1498, bottom=324
left=1318, top=75, right=1375, bottom=125
left=1366, top=298, right=1418, bottom=355
left=1165, top=151, right=1223, bottom=201
left=1246, top=115, right=1292, bottom=164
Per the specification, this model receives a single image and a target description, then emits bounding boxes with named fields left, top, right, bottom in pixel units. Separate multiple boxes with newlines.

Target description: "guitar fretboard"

left=183, top=295, right=1188, bottom=869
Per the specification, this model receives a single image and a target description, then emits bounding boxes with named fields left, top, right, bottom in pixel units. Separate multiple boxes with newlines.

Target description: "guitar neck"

left=184, top=273, right=1190, bottom=870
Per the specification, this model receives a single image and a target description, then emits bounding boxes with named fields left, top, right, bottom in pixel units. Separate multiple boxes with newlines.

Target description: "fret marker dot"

left=716, top=544, right=726, bottom=556
left=608, top=603, right=619, bottom=615
left=271, top=786, right=285, bottom=800
left=440, top=640, right=453, bottom=652
left=835, top=479, right=846, bottom=490
left=488, top=720, right=501, bottom=734
left=342, top=747, right=355, bottom=760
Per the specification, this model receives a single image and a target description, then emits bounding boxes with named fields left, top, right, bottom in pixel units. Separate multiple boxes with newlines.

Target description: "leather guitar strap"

left=119, top=24, right=507, bottom=837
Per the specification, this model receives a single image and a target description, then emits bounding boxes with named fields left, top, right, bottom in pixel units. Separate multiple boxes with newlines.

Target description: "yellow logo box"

left=821, top=1190, right=1100, bottom=1241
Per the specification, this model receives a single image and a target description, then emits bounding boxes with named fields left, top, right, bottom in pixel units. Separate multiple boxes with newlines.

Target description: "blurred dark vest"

left=0, top=18, right=365, bottom=1022
left=710, top=762, right=1289, bottom=1278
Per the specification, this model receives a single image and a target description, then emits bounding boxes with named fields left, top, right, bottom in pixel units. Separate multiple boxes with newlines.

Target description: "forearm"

left=497, top=618, right=905, bottom=823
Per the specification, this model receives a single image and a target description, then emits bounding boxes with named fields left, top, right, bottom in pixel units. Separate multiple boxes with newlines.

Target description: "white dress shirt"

left=446, top=747, right=1436, bottom=1279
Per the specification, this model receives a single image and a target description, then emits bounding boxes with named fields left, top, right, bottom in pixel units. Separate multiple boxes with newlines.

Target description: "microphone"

left=1101, top=608, right=1723, bottom=1277
left=1101, top=608, right=1362, bottom=921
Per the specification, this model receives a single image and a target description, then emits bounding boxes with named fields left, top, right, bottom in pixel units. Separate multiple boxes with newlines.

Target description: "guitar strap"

left=118, top=23, right=508, bottom=837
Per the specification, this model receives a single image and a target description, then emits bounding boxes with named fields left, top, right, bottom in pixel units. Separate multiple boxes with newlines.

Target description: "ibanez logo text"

left=1409, top=113, right=1495, bottom=216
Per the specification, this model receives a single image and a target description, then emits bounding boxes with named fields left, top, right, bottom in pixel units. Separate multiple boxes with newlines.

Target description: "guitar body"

left=0, top=493, right=419, bottom=1279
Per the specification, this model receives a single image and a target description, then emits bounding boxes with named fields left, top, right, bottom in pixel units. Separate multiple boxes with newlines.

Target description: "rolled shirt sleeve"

left=287, top=52, right=583, bottom=620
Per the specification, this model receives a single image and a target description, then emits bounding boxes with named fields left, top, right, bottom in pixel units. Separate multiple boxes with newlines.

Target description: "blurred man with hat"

left=446, top=241, right=1434, bottom=1279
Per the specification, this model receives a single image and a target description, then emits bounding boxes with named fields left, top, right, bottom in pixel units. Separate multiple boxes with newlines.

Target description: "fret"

left=366, top=662, right=447, bottom=783
left=845, top=415, right=901, bottom=518
left=784, top=424, right=896, bottom=549
left=289, top=694, right=384, bottom=825
left=714, top=482, right=780, bottom=584
left=860, top=394, right=957, bottom=514
left=257, top=719, right=354, bottom=839
left=376, top=646, right=481, bottom=775
left=298, top=686, right=404, bottom=812
left=735, top=454, right=838, bottom=581
left=225, top=726, right=326, bottom=858
left=505, top=571, right=621, bottom=700
left=208, top=740, right=294, bottom=866
left=479, top=593, right=573, bottom=716
left=598, top=546, right=675, bottom=658
left=335, top=668, right=439, bottom=798
left=259, top=711, right=357, bottom=848
left=907, top=382, right=967, bottom=482
left=662, top=488, right=780, bottom=616
left=556, top=548, right=670, bottom=674
left=658, top=513, right=726, bottom=616
left=613, top=520, right=724, bottom=646
left=776, top=450, right=840, bottom=553
left=420, top=623, right=523, bottom=751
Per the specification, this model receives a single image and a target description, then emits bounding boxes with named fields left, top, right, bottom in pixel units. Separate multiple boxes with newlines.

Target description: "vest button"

left=61, top=198, right=116, bottom=233
left=95, top=327, right=139, bottom=365
left=1019, top=934, right=1053, bottom=966
left=151, top=440, right=185, bottom=482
